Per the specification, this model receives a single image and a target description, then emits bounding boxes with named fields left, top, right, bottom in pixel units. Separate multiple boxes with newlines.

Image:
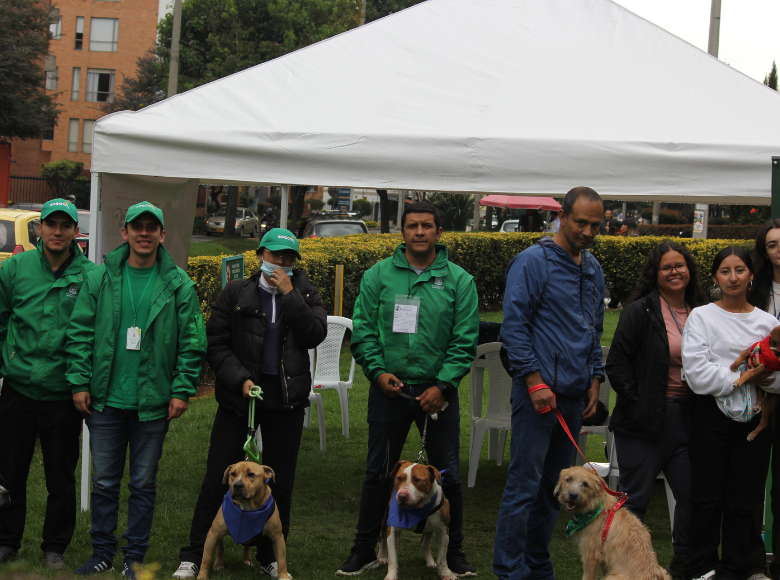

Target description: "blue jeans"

left=85, top=405, right=169, bottom=563
left=493, top=376, right=585, bottom=580
left=353, top=383, right=463, bottom=554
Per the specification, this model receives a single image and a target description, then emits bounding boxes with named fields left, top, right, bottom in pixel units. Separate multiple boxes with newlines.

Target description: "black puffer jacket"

left=606, top=289, right=672, bottom=441
left=207, top=269, right=327, bottom=414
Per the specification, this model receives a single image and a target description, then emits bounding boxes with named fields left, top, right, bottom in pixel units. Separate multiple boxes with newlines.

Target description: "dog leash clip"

left=243, top=386, right=264, bottom=462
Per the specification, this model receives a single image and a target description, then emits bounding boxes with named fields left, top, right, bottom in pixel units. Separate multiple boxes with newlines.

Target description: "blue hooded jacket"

left=502, top=237, right=605, bottom=398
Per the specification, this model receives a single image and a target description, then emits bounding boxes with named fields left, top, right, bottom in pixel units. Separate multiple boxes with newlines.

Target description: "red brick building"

left=10, top=0, right=160, bottom=176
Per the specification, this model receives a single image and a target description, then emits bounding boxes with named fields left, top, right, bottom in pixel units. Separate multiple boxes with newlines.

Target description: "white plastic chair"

left=311, top=316, right=355, bottom=437
left=468, top=342, right=512, bottom=488
left=575, top=346, right=613, bottom=467
left=303, top=348, right=326, bottom=452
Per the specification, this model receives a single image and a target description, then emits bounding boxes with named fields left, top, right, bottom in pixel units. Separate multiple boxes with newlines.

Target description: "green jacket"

left=351, top=243, right=479, bottom=389
left=66, top=243, right=207, bottom=420
left=0, top=240, right=97, bottom=401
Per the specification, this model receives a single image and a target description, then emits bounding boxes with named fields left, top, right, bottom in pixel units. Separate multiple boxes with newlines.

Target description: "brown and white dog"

left=378, top=460, right=455, bottom=580
left=555, top=466, right=670, bottom=580
left=198, top=462, right=291, bottom=580
left=730, top=325, right=780, bottom=441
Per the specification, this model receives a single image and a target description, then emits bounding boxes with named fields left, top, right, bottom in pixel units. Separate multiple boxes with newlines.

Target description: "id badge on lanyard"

left=127, top=327, right=141, bottom=350
left=393, top=295, right=421, bottom=334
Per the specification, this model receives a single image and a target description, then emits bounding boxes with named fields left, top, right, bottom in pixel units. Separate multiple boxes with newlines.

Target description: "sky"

left=613, top=0, right=780, bottom=84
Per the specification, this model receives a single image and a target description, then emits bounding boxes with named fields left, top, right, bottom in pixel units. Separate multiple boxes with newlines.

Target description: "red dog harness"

left=528, top=384, right=627, bottom=543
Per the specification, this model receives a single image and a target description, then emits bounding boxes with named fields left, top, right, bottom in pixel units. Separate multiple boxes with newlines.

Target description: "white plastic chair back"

left=312, top=316, right=354, bottom=387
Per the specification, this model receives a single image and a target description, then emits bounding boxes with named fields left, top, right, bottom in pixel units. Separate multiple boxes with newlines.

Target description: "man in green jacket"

left=336, top=202, right=479, bottom=578
left=0, top=199, right=95, bottom=570
left=67, top=202, right=206, bottom=579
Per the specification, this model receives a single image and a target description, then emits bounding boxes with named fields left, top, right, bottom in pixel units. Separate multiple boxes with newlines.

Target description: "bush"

left=193, top=216, right=207, bottom=235
left=639, top=207, right=689, bottom=224
left=364, top=220, right=378, bottom=228
left=352, top=199, right=372, bottom=217
left=69, top=176, right=90, bottom=209
left=186, top=234, right=756, bottom=319
left=637, top=224, right=761, bottom=240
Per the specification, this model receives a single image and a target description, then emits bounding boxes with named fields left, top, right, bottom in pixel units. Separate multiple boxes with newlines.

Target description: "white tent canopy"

left=92, top=0, right=780, bottom=205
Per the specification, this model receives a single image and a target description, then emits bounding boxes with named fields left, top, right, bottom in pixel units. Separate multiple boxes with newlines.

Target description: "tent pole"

left=773, top=157, right=780, bottom=220
left=395, top=192, right=406, bottom=231
left=280, top=185, right=289, bottom=229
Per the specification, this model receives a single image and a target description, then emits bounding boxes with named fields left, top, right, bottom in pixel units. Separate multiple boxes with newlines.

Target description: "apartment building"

left=11, top=0, right=161, bottom=175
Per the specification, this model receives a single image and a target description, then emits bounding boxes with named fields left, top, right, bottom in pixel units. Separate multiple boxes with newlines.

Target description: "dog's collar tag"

left=222, top=491, right=275, bottom=544
left=565, top=502, right=603, bottom=538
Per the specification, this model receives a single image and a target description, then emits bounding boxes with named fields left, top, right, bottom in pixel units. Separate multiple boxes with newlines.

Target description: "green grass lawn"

left=190, top=237, right=259, bottom=257
left=3, top=307, right=678, bottom=580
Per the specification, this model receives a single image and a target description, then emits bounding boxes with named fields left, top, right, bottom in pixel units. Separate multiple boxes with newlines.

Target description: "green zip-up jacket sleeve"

left=351, top=244, right=479, bottom=389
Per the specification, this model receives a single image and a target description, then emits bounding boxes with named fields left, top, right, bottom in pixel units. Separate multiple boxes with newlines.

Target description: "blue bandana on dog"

left=222, top=490, right=275, bottom=544
left=386, top=470, right=447, bottom=531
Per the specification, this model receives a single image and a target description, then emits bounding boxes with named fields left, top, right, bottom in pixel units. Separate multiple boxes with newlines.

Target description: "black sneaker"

left=73, top=555, right=114, bottom=575
left=335, top=549, right=381, bottom=576
left=447, top=549, right=476, bottom=577
left=0, top=546, right=17, bottom=565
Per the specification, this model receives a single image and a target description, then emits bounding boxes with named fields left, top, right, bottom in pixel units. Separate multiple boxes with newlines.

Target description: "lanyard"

left=125, top=262, right=156, bottom=327
left=659, top=294, right=688, bottom=335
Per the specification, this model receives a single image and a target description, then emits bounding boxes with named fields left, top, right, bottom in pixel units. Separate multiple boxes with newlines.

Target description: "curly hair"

left=626, top=240, right=708, bottom=307
left=748, top=219, right=780, bottom=311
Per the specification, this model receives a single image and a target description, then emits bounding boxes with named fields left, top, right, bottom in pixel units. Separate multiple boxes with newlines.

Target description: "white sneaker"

left=259, top=561, right=293, bottom=579
left=747, top=574, right=770, bottom=580
left=172, top=561, right=200, bottom=579
left=692, top=571, right=716, bottom=580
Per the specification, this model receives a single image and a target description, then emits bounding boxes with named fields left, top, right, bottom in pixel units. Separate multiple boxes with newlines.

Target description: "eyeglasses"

left=659, top=263, right=688, bottom=275
left=264, top=249, right=296, bottom=266
left=766, top=241, right=780, bottom=253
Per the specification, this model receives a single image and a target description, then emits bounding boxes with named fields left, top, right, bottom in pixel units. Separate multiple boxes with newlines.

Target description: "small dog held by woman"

left=555, top=466, right=670, bottom=580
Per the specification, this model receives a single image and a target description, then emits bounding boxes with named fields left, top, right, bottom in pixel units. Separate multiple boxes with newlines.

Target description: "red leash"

left=528, top=384, right=627, bottom=543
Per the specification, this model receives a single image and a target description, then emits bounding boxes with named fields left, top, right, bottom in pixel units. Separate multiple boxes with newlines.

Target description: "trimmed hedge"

left=186, top=233, right=755, bottom=319
left=638, top=224, right=762, bottom=240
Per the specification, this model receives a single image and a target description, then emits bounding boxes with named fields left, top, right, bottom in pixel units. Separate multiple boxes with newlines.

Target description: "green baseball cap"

left=125, top=201, right=164, bottom=227
left=40, top=199, right=78, bottom=223
left=258, top=228, right=301, bottom=260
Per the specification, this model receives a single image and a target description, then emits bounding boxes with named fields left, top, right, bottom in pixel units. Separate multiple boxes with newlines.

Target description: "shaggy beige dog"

left=555, top=466, right=671, bottom=580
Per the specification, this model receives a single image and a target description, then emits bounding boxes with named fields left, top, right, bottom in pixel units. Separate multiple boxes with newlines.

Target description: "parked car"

left=205, top=207, right=259, bottom=237
left=299, top=212, right=368, bottom=238
left=0, top=209, right=41, bottom=260
left=499, top=219, right=520, bottom=233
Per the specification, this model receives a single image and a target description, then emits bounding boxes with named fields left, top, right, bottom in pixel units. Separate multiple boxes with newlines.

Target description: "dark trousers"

left=614, top=397, right=693, bottom=554
left=179, top=402, right=305, bottom=566
left=749, top=413, right=780, bottom=579
left=352, top=384, right=464, bottom=555
left=0, top=384, right=82, bottom=553
left=685, top=396, right=771, bottom=580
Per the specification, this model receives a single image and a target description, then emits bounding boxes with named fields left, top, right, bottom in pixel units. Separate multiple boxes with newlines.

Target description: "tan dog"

left=198, top=462, right=291, bottom=580
left=730, top=326, right=780, bottom=441
left=555, top=466, right=671, bottom=580
left=378, top=460, right=455, bottom=580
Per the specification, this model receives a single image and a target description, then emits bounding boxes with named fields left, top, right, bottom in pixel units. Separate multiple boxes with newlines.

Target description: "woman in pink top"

left=606, top=241, right=707, bottom=579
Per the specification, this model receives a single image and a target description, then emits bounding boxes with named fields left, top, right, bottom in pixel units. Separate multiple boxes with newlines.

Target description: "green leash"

left=243, top=386, right=264, bottom=462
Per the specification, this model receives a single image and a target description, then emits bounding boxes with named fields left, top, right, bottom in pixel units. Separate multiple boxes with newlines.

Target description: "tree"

left=0, top=0, right=61, bottom=139
left=352, top=198, right=372, bottom=217
left=41, top=159, right=83, bottom=199
left=428, top=192, right=474, bottom=231
left=103, top=51, right=167, bottom=113
left=376, top=189, right=391, bottom=233
left=365, top=0, right=424, bottom=24
left=222, top=185, right=239, bottom=238
left=765, top=60, right=778, bottom=91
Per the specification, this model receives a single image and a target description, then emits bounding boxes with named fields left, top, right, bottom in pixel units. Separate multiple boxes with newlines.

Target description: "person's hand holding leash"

left=242, top=379, right=255, bottom=398
left=525, top=371, right=556, bottom=413
left=582, top=379, right=600, bottom=419
left=741, top=368, right=774, bottom=387
left=416, top=386, right=445, bottom=414
left=377, top=373, right=403, bottom=397
left=73, top=391, right=91, bottom=415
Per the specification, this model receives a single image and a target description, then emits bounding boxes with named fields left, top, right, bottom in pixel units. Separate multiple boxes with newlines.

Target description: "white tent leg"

left=80, top=424, right=90, bottom=511
left=395, top=192, right=405, bottom=231
left=280, top=185, right=289, bottom=230
left=88, top=173, right=101, bottom=263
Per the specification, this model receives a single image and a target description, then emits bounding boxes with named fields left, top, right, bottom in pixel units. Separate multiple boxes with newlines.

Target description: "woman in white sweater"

left=682, top=246, right=780, bottom=580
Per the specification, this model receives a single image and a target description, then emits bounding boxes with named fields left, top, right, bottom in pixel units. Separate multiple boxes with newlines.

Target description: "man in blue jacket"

left=494, top=187, right=606, bottom=580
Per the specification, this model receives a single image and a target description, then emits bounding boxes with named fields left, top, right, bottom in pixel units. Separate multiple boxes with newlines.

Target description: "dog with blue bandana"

left=198, top=462, right=290, bottom=580
left=378, top=460, right=455, bottom=580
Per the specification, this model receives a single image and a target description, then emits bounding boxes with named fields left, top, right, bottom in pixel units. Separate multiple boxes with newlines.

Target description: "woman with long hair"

left=606, top=241, right=707, bottom=578
left=682, top=246, right=780, bottom=580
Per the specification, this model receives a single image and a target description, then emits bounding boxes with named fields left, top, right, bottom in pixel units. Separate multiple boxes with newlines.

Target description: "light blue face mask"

left=260, top=261, right=293, bottom=277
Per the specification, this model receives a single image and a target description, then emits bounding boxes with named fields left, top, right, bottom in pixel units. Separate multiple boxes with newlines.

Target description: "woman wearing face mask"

left=682, top=247, right=780, bottom=580
left=174, top=229, right=327, bottom=580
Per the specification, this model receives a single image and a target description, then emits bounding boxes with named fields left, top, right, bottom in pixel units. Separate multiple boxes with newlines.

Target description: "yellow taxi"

left=0, top=209, right=41, bottom=261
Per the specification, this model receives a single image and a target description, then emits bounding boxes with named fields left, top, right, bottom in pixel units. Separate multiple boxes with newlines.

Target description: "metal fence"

left=9, top=176, right=90, bottom=209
